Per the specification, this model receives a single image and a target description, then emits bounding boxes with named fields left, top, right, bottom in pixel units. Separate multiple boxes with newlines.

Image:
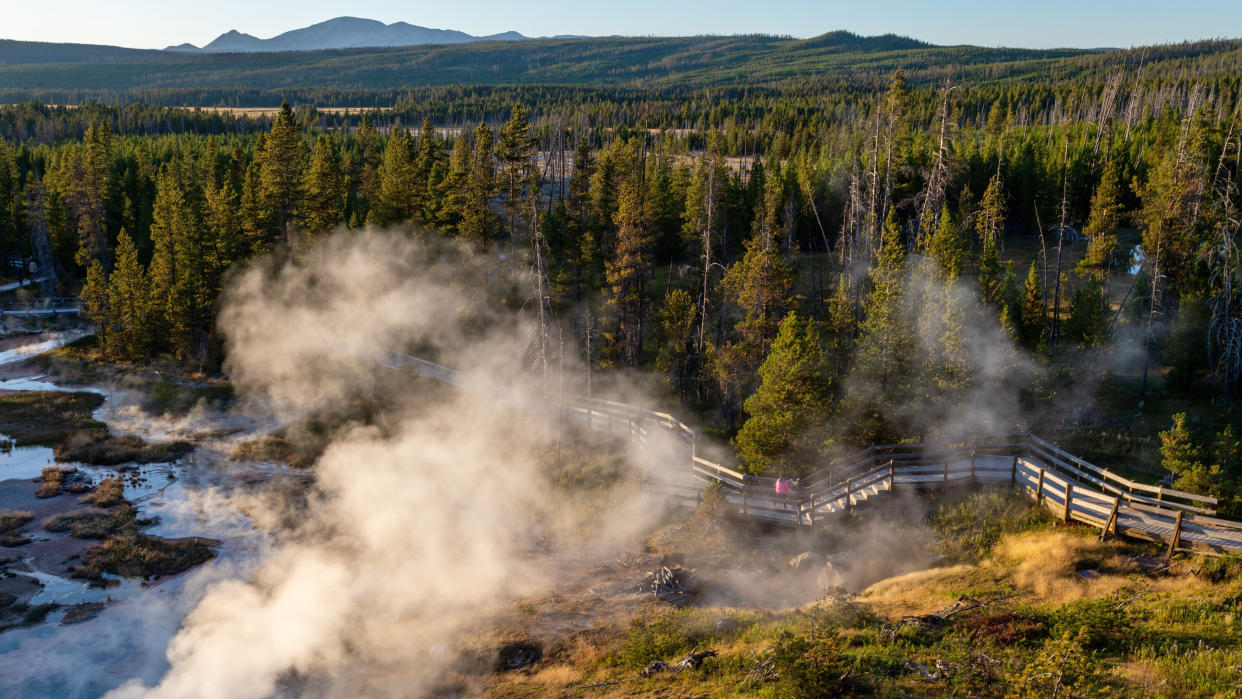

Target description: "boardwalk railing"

left=382, top=349, right=1242, bottom=557
left=0, top=298, right=80, bottom=317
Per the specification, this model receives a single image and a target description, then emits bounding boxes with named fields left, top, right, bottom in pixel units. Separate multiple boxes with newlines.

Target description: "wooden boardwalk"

left=385, top=350, right=1242, bottom=558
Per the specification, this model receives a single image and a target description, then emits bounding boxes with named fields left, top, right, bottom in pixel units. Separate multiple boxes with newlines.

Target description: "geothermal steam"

left=111, top=231, right=657, bottom=698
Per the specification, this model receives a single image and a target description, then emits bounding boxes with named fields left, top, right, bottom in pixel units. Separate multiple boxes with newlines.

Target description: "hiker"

left=775, top=476, right=792, bottom=510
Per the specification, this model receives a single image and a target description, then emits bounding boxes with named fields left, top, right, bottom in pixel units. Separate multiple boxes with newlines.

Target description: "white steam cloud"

left=110, top=230, right=659, bottom=698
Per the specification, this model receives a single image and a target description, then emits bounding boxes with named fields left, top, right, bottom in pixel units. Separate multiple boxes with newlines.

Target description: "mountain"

left=169, top=17, right=531, bottom=53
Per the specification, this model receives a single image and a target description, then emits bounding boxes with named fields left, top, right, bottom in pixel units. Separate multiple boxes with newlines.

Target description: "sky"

left=4, top=0, right=1241, bottom=50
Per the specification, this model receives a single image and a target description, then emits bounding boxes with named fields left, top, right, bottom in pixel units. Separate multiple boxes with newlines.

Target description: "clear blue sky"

left=5, top=0, right=1240, bottom=50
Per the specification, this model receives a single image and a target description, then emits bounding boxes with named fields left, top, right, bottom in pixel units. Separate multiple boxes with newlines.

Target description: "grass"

left=0, top=509, right=33, bottom=546
left=54, top=431, right=192, bottom=466
left=43, top=504, right=141, bottom=539
left=73, top=534, right=215, bottom=586
left=35, top=466, right=72, bottom=498
left=489, top=479, right=1242, bottom=697
left=78, top=476, right=124, bottom=506
left=0, top=391, right=105, bottom=446
left=231, top=434, right=321, bottom=469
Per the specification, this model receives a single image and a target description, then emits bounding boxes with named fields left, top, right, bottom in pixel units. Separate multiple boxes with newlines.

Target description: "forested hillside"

left=2, top=42, right=1241, bottom=512
left=2, top=32, right=1238, bottom=104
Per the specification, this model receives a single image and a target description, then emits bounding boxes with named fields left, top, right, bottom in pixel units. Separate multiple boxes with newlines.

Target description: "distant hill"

left=167, top=17, right=531, bottom=53
left=2, top=31, right=1235, bottom=105
left=0, top=39, right=157, bottom=64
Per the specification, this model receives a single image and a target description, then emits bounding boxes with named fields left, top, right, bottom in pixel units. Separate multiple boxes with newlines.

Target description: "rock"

left=817, top=561, right=843, bottom=590
left=789, top=551, right=826, bottom=570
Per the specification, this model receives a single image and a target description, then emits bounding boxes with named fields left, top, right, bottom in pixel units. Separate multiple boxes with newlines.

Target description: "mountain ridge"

left=166, top=17, right=541, bottom=53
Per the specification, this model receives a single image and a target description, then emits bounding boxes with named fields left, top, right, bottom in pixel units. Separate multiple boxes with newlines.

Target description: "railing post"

left=807, top=493, right=816, bottom=526
left=1100, top=497, right=1120, bottom=541
left=846, top=477, right=854, bottom=507
left=1063, top=483, right=1073, bottom=523
left=888, top=459, right=895, bottom=491
left=970, top=450, right=977, bottom=482
left=1036, top=468, right=1045, bottom=506
left=1165, top=511, right=1184, bottom=561
left=1010, top=455, right=1019, bottom=487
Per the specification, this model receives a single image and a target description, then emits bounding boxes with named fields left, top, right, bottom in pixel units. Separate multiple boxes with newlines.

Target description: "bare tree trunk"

left=1052, top=137, right=1070, bottom=350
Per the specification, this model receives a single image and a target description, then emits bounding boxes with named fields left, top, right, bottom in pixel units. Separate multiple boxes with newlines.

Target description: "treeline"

left=2, top=66, right=1241, bottom=505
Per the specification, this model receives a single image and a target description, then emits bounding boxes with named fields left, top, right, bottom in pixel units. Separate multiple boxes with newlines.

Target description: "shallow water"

left=0, top=337, right=271, bottom=698
left=0, top=437, right=56, bottom=481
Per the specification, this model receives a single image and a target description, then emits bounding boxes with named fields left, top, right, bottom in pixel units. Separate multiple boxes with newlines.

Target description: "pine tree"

left=0, top=139, right=22, bottom=261
left=81, top=260, right=111, bottom=349
left=498, top=105, right=534, bottom=236
left=461, top=123, right=497, bottom=246
left=654, top=288, right=697, bottom=399
left=108, top=229, right=150, bottom=360
left=824, top=275, right=857, bottom=381
left=300, top=134, right=345, bottom=236
left=833, top=210, right=913, bottom=446
left=605, top=174, right=650, bottom=365
left=1077, top=160, right=1123, bottom=276
left=73, top=122, right=114, bottom=269
left=927, top=205, right=964, bottom=281
left=352, top=116, right=382, bottom=223
left=1160, top=413, right=1211, bottom=493
left=415, top=118, right=443, bottom=222
left=735, top=312, right=830, bottom=477
left=1064, top=281, right=1109, bottom=347
left=722, top=209, right=795, bottom=366
left=258, top=101, right=308, bottom=243
left=239, top=142, right=273, bottom=257
left=373, top=127, right=416, bottom=226
left=977, top=172, right=1007, bottom=304
left=1019, top=261, right=1046, bottom=350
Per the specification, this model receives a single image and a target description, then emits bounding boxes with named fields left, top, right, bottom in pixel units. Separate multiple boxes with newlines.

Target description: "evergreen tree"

left=0, top=139, right=20, bottom=260
left=300, top=134, right=345, bottom=236
left=415, top=117, right=443, bottom=222
left=1064, top=281, right=1109, bottom=347
left=833, top=210, right=914, bottom=446
left=1077, top=159, right=1123, bottom=276
left=735, top=312, right=830, bottom=477
left=498, top=105, right=534, bottom=236
left=654, top=288, right=696, bottom=399
left=976, top=172, right=1007, bottom=305
left=604, top=173, right=650, bottom=365
left=108, top=228, right=150, bottom=360
left=239, top=141, right=272, bottom=257
left=81, top=260, right=111, bottom=349
left=373, top=127, right=416, bottom=226
left=927, top=205, right=964, bottom=281
left=73, top=121, right=114, bottom=269
left=722, top=209, right=795, bottom=366
left=1019, top=261, right=1046, bottom=350
left=461, top=123, right=497, bottom=245
left=258, top=101, right=308, bottom=243
left=352, top=116, right=382, bottom=223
